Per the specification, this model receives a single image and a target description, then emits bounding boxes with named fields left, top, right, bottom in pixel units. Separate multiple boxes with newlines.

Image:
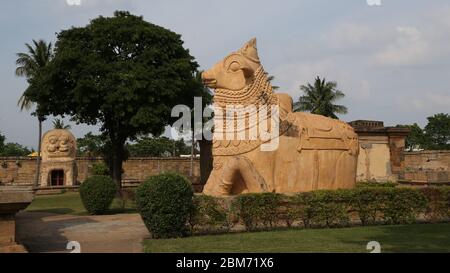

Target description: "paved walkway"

left=16, top=211, right=150, bottom=253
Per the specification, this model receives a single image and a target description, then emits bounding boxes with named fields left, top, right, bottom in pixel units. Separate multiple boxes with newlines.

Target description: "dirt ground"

left=16, top=211, right=150, bottom=253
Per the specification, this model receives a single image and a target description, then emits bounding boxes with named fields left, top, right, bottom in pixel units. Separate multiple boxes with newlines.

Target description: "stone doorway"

left=50, top=170, right=65, bottom=186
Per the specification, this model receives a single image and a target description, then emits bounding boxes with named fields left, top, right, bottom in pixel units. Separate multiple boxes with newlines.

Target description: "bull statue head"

left=202, top=38, right=261, bottom=91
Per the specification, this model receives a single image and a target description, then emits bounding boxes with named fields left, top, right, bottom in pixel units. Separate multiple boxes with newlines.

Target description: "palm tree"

left=52, top=118, right=71, bottom=130
left=265, top=73, right=279, bottom=90
left=293, top=76, right=348, bottom=119
left=15, top=39, right=53, bottom=188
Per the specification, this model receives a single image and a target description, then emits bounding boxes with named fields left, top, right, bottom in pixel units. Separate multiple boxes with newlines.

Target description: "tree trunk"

left=34, top=118, right=43, bottom=188
left=199, top=139, right=213, bottom=185
left=110, top=146, right=124, bottom=190
left=190, top=129, right=195, bottom=177
left=109, top=135, right=125, bottom=190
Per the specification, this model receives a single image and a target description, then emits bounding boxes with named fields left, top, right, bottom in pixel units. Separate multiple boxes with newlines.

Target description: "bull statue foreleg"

left=203, top=156, right=268, bottom=196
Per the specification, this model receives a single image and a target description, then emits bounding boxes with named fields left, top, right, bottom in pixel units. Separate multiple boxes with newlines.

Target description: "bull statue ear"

left=239, top=38, right=260, bottom=63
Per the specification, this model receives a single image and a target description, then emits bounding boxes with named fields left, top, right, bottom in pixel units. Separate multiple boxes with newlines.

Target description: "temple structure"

left=39, top=129, right=77, bottom=187
left=349, top=120, right=410, bottom=182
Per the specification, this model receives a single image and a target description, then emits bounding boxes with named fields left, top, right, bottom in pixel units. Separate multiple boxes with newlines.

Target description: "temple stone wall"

left=356, top=136, right=396, bottom=182
left=0, top=147, right=447, bottom=188
left=0, top=157, right=201, bottom=189
left=400, top=150, right=450, bottom=184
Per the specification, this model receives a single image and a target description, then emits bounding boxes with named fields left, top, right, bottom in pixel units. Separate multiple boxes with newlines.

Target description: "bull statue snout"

left=201, top=70, right=217, bottom=88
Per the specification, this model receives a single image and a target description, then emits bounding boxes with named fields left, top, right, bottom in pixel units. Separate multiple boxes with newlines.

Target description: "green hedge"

left=135, top=172, right=193, bottom=239
left=136, top=182, right=450, bottom=237
left=80, top=175, right=117, bottom=215
left=191, top=187, right=449, bottom=232
left=232, top=193, right=283, bottom=231
left=188, top=194, right=230, bottom=233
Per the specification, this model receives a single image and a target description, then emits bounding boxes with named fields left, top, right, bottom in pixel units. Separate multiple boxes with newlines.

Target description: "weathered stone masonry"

left=0, top=157, right=201, bottom=190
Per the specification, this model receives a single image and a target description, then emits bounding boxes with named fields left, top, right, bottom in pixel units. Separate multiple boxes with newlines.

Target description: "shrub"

left=147, top=186, right=449, bottom=236
left=91, top=162, right=110, bottom=176
left=356, top=181, right=398, bottom=188
left=189, top=194, right=230, bottom=233
left=307, top=190, right=351, bottom=228
left=289, top=192, right=315, bottom=228
left=419, top=187, right=450, bottom=222
left=442, top=187, right=450, bottom=217
left=135, top=172, right=193, bottom=238
left=350, top=187, right=389, bottom=225
left=382, top=188, right=427, bottom=224
left=80, top=175, right=117, bottom=215
left=232, top=193, right=282, bottom=231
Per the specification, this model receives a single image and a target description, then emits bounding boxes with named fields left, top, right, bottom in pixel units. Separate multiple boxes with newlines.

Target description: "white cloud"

left=322, top=23, right=373, bottom=49
left=372, top=26, right=430, bottom=66
left=272, top=59, right=337, bottom=96
left=426, top=94, right=450, bottom=108
left=271, top=59, right=373, bottom=103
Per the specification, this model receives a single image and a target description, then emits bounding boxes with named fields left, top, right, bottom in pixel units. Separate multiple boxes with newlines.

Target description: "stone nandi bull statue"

left=202, top=38, right=358, bottom=196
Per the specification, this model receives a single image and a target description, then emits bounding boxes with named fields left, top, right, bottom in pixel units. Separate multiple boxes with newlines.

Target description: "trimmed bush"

left=307, top=190, right=351, bottom=228
left=91, top=162, right=110, bottom=176
left=135, top=172, right=193, bottom=238
left=80, top=175, right=117, bottom=215
left=351, top=187, right=389, bottom=225
left=181, top=187, right=449, bottom=236
left=356, top=181, right=398, bottom=188
left=189, top=194, right=230, bottom=233
left=232, top=193, right=283, bottom=231
left=383, top=188, right=427, bottom=224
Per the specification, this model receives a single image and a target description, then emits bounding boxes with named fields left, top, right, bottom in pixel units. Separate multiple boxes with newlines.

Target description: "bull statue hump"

left=202, top=38, right=359, bottom=196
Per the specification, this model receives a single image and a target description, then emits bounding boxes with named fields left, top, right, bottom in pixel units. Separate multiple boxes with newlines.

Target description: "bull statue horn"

left=239, top=37, right=260, bottom=63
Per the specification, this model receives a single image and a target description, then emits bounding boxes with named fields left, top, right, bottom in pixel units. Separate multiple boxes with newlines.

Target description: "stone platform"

left=0, top=186, right=34, bottom=253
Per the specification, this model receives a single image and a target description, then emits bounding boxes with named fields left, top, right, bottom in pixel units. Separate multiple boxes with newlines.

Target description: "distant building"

left=349, top=120, right=410, bottom=182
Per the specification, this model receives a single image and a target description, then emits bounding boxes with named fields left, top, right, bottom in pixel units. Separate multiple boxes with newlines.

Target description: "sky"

left=0, top=0, right=449, bottom=149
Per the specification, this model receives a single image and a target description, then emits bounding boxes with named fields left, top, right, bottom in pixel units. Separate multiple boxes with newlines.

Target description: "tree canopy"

left=127, top=136, right=191, bottom=157
left=0, top=131, right=32, bottom=157
left=424, top=113, right=450, bottom=150
left=398, top=113, right=450, bottom=151
left=24, top=11, right=208, bottom=185
left=77, top=132, right=108, bottom=157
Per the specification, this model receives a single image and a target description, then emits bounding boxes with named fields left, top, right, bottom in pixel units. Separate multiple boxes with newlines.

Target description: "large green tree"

left=15, top=39, right=53, bottom=187
left=77, top=132, right=107, bottom=157
left=424, top=113, right=450, bottom=150
left=397, top=123, right=426, bottom=151
left=127, top=136, right=191, bottom=157
left=0, top=131, right=32, bottom=157
left=0, top=143, right=32, bottom=157
left=25, top=11, right=207, bottom=187
left=398, top=113, right=450, bottom=151
left=293, top=76, right=348, bottom=119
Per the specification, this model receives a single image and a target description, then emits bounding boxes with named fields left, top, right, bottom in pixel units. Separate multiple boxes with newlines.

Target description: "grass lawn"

left=143, top=223, right=450, bottom=253
left=26, top=192, right=136, bottom=215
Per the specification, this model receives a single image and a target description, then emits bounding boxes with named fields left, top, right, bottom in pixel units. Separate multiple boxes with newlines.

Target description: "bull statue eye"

left=228, top=61, right=241, bottom=72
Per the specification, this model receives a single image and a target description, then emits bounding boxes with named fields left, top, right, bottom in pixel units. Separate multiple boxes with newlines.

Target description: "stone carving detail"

left=42, top=130, right=76, bottom=160
left=40, top=129, right=77, bottom=187
left=202, top=38, right=359, bottom=196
